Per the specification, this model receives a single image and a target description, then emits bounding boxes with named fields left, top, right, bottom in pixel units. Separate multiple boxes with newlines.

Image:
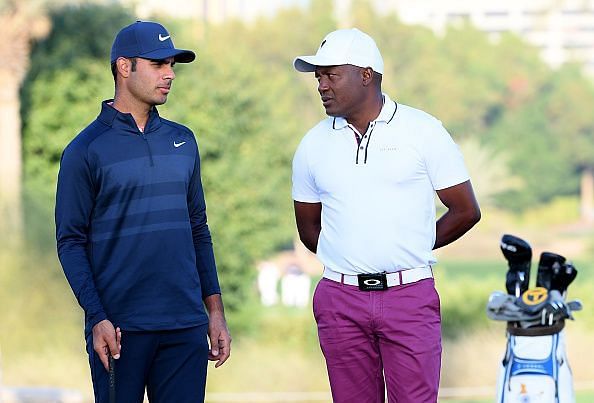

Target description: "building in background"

left=130, top=0, right=308, bottom=23
left=338, top=0, right=594, bottom=76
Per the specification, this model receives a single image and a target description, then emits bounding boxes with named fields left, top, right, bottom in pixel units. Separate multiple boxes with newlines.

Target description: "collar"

left=97, top=100, right=162, bottom=133
left=332, top=93, right=398, bottom=130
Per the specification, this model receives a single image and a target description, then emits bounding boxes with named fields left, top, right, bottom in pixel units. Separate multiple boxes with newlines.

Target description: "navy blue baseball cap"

left=110, top=21, right=195, bottom=64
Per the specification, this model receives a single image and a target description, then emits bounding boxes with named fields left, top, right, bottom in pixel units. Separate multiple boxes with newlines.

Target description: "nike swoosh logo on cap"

left=159, top=34, right=170, bottom=42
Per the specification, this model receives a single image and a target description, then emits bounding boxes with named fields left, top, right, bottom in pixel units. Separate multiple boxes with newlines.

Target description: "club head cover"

left=500, top=234, right=532, bottom=264
left=550, top=262, right=578, bottom=293
left=536, top=252, right=566, bottom=290
left=500, top=234, right=532, bottom=295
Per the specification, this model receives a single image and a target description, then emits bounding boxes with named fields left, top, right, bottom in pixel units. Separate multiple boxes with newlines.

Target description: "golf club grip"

left=108, top=355, right=116, bottom=403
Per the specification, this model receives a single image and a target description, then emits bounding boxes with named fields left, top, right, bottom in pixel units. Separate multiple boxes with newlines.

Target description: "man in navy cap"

left=56, top=21, right=230, bottom=402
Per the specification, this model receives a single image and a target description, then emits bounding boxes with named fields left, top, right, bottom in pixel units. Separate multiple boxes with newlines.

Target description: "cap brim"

left=141, top=48, right=196, bottom=63
left=294, top=55, right=341, bottom=72
left=294, top=56, right=384, bottom=74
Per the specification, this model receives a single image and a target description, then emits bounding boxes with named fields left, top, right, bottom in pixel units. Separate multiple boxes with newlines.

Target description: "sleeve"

left=423, top=120, right=470, bottom=190
left=55, top=144, right=107, bottom=329
left=291, top=136, right=320, bottom=202
left=187, top=139, right=221, bottom=298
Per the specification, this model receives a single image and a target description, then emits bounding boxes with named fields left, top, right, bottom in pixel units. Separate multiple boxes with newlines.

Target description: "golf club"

left=109, top=354, right=115, bottom=403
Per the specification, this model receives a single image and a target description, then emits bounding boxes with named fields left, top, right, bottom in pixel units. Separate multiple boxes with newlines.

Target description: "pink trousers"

left=313, top=277, right=441, bottom=403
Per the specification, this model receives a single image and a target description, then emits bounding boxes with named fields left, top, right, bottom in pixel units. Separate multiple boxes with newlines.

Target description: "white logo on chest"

left=379, top=146, right=398, bottom=152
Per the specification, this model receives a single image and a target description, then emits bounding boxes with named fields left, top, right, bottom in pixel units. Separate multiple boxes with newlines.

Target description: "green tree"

left=545, top=65, right=594, bottom=223
left=0, top=0, right=49, bottom=243
left=20, top=3, right=133, bottom=250
left=487, top=95, right=577, bottom=208
left=159, top=5, right=336, bottom=313
left=161, top=49, right=296, bottom=313
left=458, top=138, right=522, bottom=208
left=22, top=3, right=133, bottom=81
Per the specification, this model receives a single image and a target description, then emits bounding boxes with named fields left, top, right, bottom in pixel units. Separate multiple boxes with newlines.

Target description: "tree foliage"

left=485, top=62, right=594, bottom=207
left=160, top=46, right=299, bottom=311
left=20, top=3, right=133, bottom=250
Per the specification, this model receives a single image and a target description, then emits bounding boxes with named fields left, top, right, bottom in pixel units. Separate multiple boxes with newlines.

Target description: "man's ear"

left=116, top=57, right=132, bottom=78
left=361, top=67, right=374, bottom=86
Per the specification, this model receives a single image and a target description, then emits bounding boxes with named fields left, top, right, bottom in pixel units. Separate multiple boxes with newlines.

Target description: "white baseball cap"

left=294, top=28, right=384, bottom=74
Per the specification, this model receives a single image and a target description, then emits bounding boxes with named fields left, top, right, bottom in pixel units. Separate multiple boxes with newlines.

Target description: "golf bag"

left=488, top=235, right=581, bottom=403
left=495, top=324, right=574, bottom=402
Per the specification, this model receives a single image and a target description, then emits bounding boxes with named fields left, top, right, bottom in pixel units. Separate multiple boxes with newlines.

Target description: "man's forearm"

left=434, top=208, right=481, bottom=249
left=294, top=201, right=322, bottom=254
left=204, top=293, right=226, bottom=317
left=299, top=229, right=320, bottom=253
left=57, top=243, right=106, bottom=328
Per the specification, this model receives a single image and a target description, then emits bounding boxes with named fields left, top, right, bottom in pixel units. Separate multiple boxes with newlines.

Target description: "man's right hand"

left=92, top=319, right=122, bottom=371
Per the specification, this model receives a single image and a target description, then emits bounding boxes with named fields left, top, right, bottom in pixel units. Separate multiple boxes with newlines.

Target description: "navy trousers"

left=87, top=324, right=209, bottom=403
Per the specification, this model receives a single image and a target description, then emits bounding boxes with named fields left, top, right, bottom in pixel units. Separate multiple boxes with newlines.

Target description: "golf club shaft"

left=109, top=354, right=116, bottom=403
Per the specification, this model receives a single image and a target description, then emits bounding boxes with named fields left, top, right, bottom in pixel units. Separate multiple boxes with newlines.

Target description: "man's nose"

left=318, top=77, right=329, bottom=92
left=164, top=66, right=175, bottom=80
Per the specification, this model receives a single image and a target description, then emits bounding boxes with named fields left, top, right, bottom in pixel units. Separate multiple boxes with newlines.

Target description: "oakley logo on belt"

left=357, top=273, right=388, bottom=291
left=363, top=279, right=382, bottom=286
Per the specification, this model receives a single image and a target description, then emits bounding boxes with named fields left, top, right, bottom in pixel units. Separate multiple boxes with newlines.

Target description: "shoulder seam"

left=161, top=119, right=194, bottom=136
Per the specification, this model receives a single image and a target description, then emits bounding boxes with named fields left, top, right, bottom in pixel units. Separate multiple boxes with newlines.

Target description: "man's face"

left=315, top=64, right=365, bottom=118
left=127, top=57, right=176, bottom=106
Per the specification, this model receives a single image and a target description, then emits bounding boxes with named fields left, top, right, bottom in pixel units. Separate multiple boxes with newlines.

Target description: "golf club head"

left=500, top=234, right=532, bottom=296
left=567, top=300, right=583, bottom=312
left=516, top=287, right=550, bottom=315
left=536, top=252, right=566, bottom=290
left=550, top=262, right=578, bottom=294
left=539, top=289, right=569, bottom=325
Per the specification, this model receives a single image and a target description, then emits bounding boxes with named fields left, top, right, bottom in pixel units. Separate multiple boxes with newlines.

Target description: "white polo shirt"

left=292, top=94, right=470, bottom=275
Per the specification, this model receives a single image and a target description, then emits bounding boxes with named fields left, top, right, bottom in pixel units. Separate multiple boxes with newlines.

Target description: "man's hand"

left=204, top=294, right=231, bottom=368
left=208, top=313, right=231, bottom=368
left=92, top=319, right=121, bottom=371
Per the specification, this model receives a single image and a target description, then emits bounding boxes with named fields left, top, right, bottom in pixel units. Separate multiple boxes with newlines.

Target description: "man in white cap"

left=292, top=28, right=481, bottom=403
